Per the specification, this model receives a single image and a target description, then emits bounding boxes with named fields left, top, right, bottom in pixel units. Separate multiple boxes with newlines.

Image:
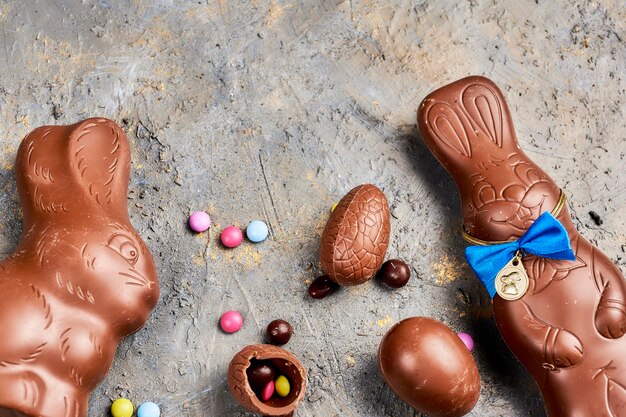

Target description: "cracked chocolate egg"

left=320, top=184, right=391, bottom=286
left=228, top=344, right=306, bottom=416
left=378, top=317, right=480, bottom=417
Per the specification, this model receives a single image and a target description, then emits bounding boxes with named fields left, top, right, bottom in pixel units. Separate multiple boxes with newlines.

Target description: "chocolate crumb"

left=52, top=103, right=63, bottom=119
left=589, top=211, right=603, bottom=226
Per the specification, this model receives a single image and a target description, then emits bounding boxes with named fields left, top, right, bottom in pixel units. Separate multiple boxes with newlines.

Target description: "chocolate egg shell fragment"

left=378, top=317, right=480, bottom=417
left=228, top=344, right=306, bottom=416
left=320, top=184, right=391, bottom=286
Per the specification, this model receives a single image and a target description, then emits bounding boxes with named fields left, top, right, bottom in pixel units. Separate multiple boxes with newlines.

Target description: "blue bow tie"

left=465, top=212, right=576, bottom=298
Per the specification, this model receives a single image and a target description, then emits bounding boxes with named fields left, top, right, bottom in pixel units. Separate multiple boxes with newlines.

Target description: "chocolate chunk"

left=267, top=319, right=293, bottom=345
left=589, top=210, right=603, bottom=226
left=228, top=344, right=306, bottom=416
left=308, top=275, right=339, bottom=299
left=377, top=259, right=411, bottom=288
left=378, top=317, right=480, bottom=417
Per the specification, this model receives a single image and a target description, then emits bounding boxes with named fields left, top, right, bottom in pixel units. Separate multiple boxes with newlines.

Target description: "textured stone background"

left=0, top=1, right=624, bottom=416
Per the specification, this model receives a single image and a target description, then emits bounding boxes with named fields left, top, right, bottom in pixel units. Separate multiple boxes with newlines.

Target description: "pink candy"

left=220, top=226, right=243, bottom=248
left=457, top=332, right=474, bottom=352
left=220, top=311, right=243, bottom=333
left=189, top=211, right=211, bottom=233
left=261, top=380, right=275, bottom=401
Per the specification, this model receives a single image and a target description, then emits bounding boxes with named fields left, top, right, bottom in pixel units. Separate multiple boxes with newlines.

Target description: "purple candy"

left=189, top=211, right=211, bottom=233
left=457, top=332, right=474, bottom=352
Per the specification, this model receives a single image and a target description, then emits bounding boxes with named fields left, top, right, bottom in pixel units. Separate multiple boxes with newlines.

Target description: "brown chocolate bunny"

left=418, top=77, right=626, bottom=416
left=0, top=118, right=159, bottom=417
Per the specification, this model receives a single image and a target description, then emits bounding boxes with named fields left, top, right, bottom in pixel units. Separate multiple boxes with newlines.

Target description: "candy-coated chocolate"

left=378, top=259, right=411, bottom=288
left=137, top=402, right=161, bottom=417
left=246, top=361, right=276, bottom=392
left=457, top=332, right=474, bottom=352
left=221, top=225, right=243, bottom=248
left=308, top=275, right=339, bottom=299
left=262, top=380, right=275, bottom=401
left=220, top=310, right=243, bottom=333
left=246, top=220, right=269, bottom=242
left=111, top=398, right=134, bottom=417
left=275, top=375, right=291, bottom=397
left=189, top=211, right=211, bottom=232
left=266, top=319, right=293, bottom=345
left=378, top=317, right=480, bottom=417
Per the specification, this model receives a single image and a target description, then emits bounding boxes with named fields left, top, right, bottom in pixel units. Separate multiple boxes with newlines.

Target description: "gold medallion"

left=495, top=251, right=529, bottom=301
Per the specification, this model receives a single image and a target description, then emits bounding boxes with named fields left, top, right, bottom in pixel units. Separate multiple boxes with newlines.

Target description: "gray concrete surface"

left=0, top=0, right=624, bottom=416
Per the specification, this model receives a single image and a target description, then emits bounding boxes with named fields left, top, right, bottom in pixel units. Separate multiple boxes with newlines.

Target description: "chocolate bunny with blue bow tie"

left=419, top=76, right=626, bottom=417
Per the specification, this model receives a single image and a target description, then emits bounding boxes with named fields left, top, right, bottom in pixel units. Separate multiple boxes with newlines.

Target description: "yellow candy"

left=275, top=375, right=291, bottom=397
left=330, top=202, right=338, bottom=212
left=111, top=398, right=134, bottom=417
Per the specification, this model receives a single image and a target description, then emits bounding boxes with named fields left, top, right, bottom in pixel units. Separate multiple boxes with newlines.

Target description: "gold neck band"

left=462, top=190, right=567, bottom=246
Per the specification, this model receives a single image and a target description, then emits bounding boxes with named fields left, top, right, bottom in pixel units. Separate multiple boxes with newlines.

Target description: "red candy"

left=220, top=311, right=243, bottom=333
left=261, top=380, right=275, bottom=401
left=221, top=226, right=243, bottom=248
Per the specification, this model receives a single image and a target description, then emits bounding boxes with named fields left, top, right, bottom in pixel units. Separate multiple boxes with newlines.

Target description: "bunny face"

left=467, top=153, right=558, bottom=239
left=23, top=218, right=158, bottom=335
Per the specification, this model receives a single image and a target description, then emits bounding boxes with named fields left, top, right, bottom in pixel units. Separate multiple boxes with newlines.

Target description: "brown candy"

left=228, top=344, right=306, bottom=416
left=378, top=317, right=480, bottom=417
left=418, top=76, right=626, bottom=415
left=377, top=259, right=411, bottom=288
left=266, top=319, right=293, bottom=346
left=0, top=118, right=159, bottom=416
left=246, top=360, right=276, bottom=393
left=320, top=184, right=391, bottom=286
left=307, top=275, right=339, bottom=299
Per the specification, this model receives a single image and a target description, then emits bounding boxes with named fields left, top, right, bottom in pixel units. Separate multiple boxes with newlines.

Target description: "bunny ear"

left=418, top=76, right=519, bottom=165
left=423, top=100, right=473, bottom=158
left=461, top=81, right=507, bottom=148
left=66, top=118, right=131, bottom=218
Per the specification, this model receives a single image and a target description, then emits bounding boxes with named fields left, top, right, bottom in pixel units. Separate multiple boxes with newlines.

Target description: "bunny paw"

left=543, top=327, right=584, bottom=370
left=607, top=378, right=626, bottom=417
left=0, top=370, right=45, bottom=411
left=595, top=297, right=626, bottom=340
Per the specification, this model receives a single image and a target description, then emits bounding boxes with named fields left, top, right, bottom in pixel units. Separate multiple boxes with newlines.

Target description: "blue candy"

left=137, top=402, right=160, bottom=417
left=246, top=220, right=269, bottom=243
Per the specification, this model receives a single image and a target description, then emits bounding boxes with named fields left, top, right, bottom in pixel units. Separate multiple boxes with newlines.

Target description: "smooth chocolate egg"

left=378, top=317, right=480, bottom=417
left=320, top=184, right=391, bottom=286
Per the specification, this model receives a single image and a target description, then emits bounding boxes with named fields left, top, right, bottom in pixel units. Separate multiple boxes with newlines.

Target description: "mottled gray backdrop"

left=0, top=1, right=624, bottom=416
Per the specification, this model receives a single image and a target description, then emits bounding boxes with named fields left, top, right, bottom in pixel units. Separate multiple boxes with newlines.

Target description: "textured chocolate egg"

left=320, top=184, right=391, bottom=286
left=378, top=317, right=480, bottom=417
